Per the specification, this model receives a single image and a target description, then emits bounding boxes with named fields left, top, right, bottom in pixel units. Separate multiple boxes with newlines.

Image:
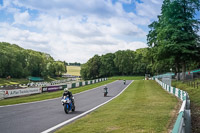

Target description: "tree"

left=114, top=50, right=134, bottom=75
left=99, top=53, right=117, bottom=77
left=88, top=55, right=101, bottom=79
left=133, top=48, right=152, bottom=75
left=0, top=42, right=66, bottom=78
left=54, top=61, right=66, bottom=77
left=80, top=55, right=101, bottom=80
left=80, top=63, right=89, bottom=80
left=147, top=0, right=200, bottom=80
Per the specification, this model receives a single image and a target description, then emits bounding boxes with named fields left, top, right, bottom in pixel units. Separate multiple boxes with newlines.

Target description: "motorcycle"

left=124, top=80, right=126, bottom=85
left=61, top=96, right=75, bottom=114
left=104, top=87, right=108, bottom=97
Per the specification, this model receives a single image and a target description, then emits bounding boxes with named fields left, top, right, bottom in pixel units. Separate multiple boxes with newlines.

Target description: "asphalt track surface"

left=0, top=80, right=132, bottom=133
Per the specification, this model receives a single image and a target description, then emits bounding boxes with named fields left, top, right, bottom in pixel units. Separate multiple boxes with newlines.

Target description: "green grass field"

left=67, top=66, right=81, bottom=76
left=56, top=80, right=178, bottom=133
left=0, top=79, right=115, bottom=106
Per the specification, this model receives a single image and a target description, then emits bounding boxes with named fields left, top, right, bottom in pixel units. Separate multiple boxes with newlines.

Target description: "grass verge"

left=172, top=80, right=200, bottom=133
left=56, top=80, right=178, bottom=133
left=109, top=76, right=144, bottom=80
left=0, top=80, right=115, bottom=106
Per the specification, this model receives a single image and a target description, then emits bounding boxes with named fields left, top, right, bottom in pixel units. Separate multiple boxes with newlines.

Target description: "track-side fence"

left=0, top=78, right=107, bottom=99
left=155, top=78, right=191, bottom=133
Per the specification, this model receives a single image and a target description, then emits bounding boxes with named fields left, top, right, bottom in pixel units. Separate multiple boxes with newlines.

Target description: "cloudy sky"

left=0, top=0, right=198, bottom=63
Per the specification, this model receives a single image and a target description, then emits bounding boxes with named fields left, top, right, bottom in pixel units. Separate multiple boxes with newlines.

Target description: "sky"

left=0, top=0, right=199, bottom=63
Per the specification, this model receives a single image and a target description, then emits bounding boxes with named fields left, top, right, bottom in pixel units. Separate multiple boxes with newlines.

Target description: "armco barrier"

left=155, top=78, right=191, bottom=133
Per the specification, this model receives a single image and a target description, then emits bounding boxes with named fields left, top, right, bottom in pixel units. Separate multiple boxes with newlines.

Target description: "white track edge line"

left=0, top=80, right=118, bottom=108
left=41, top=80, right=134, bottom=133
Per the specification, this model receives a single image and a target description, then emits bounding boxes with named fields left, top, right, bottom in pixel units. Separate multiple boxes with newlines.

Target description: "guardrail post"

left=184, top=110, right=191, bottom=133
left=186, top=100, right=190, bottom=110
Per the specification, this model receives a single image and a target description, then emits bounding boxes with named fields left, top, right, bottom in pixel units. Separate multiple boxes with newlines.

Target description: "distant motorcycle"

left=61, top=96, right=75, bottom=114
left=124, top=80, right=126, bottom=85
left=103, top=86, right=108, bottom=97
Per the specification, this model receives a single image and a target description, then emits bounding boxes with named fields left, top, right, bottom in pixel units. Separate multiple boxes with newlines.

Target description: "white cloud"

left=0, top=23, right=50, bottom=52
left=0, top=0, right=163, bottom=63
left=13, top=11, right=30, bottom=24
left=119, top=0, right=132, bottom=4
left=135, top=0, right=162, bottom=20
left=0, top=20, right=147, bottom=63
left=12, top=0, right=119, bottom=17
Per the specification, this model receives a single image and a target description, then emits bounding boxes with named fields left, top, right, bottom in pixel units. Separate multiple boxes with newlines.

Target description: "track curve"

left=0, top=80, right=132, bottom=133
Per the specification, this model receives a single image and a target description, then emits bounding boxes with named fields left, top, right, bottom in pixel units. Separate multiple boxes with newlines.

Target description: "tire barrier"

left=0, top=78, right=107, bottom=99
left=155, top=78, right=191, bottom=133
left=0, top=90, right=4, bottom=100
left=0, top=78, right=77, bottom=90
left=61, top=78, right=107, bottom=90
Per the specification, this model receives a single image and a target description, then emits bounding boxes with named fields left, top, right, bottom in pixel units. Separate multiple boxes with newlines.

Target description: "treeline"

left=81, top=49, right=152, bottom=80
left=81, top=47, right=200, bottom=80
left=0, top=42, right=66, bottom=78
left=66, top=62, right=81, bottom=66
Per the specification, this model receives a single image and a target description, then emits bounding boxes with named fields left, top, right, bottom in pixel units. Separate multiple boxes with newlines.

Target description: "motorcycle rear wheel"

left=72, top=105, right=75, bottom=112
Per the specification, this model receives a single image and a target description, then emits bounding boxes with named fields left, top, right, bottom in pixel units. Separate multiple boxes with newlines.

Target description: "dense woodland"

left=80, top=48, right=166, bottom=79
left=0, top=42, right=66, bottom=78
left=81, top=0, right=200, bottom=80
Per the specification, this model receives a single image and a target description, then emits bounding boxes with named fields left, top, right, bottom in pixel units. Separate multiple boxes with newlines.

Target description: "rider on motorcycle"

left=63, top=88, right=74, bottom=106
left=124, top=80, right=126, bottom=84
left=104, top=85, right=108, bottom=93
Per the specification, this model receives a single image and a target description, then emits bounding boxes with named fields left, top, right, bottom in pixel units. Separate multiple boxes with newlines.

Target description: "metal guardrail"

left=172, top=94, right=191, bottom=133
left=155, top=78, right=191, bottom=133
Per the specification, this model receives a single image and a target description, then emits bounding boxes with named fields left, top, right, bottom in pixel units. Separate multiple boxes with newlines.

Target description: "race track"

left=0, top=80, right=132, bottom=133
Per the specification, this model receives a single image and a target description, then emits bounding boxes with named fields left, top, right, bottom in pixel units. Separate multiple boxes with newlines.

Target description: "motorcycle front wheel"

left=64, top=104, right=69, bottom=114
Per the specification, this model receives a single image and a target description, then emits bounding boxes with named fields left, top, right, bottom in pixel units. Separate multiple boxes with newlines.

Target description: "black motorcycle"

left=103, top=86, right=108, bottom=97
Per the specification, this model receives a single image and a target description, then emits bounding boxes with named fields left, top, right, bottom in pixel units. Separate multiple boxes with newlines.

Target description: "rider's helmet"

left=64, top=88, right=69, bottom=92
left=104, top=85, right=107, bottom=89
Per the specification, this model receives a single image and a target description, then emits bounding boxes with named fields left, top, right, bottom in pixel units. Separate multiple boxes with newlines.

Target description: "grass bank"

left=0, top=80, right=115, bottom=106
left=172, top=80, right=200, bottom=133
left=56, top=80, right=178, bottom=133
left=109, top=76, right=144, bottom=80
left=0, top=78, right=29, bottom=86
